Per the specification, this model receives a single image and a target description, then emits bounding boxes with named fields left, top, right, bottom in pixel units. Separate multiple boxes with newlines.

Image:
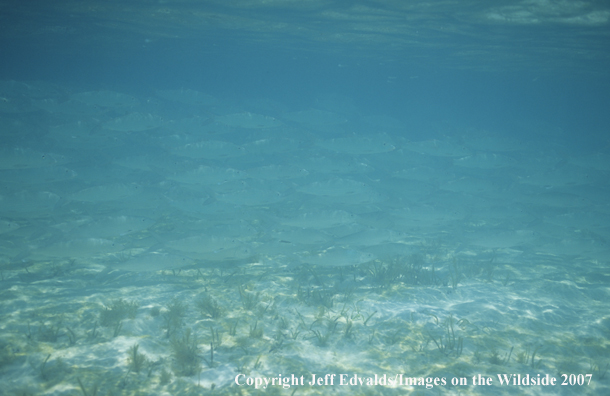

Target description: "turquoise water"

left=0, top=1, right=609, bottom=395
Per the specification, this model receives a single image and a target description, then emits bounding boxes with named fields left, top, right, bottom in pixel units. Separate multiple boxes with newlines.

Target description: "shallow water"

left=1, top=1, right=609, bottom=395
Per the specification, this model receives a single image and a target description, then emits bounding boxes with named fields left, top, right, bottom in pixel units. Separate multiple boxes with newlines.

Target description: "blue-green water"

left=0, top=1, right=609, bottom=395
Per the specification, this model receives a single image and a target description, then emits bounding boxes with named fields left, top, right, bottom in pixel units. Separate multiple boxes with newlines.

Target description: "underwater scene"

left=1, top=1, right=609, bottom=395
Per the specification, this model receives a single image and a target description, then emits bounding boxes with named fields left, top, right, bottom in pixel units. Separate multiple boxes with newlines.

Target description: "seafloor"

left=1, top=251, right=608, bottom=395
